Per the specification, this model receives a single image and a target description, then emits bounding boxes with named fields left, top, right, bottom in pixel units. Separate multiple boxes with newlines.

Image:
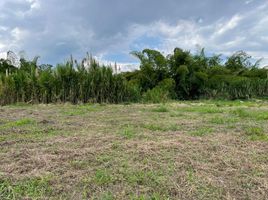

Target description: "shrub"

left=142, top=78, right=175, bottom=103
left=142, top=87, right=169, bottom=103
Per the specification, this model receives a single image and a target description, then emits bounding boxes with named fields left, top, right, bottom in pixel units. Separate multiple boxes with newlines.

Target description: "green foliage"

left=142, top=87, right=169, bottom=103
left=142, top=78, right=175, bottom=103
left=1, top=47, right=268, bottom=105
left=0, top=56, right=140, bottom=105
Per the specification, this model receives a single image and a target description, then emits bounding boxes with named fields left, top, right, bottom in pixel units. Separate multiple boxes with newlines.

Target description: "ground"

left=0, top=100, right=268, bottom=200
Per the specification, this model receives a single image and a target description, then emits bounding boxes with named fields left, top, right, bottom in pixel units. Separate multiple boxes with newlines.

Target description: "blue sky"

left=0, top=0, right=268, bottom=70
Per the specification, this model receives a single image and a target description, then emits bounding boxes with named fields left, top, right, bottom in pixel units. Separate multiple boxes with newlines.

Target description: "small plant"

left=142, top=87, right=169, bottom=103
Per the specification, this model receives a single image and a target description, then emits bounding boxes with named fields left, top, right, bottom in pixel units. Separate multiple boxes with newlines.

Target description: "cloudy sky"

left=0, top=0, right=268, bottom=70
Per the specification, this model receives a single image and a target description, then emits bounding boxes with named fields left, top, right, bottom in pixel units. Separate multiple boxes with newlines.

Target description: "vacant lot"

left=0, top=100, right=268, bottom=200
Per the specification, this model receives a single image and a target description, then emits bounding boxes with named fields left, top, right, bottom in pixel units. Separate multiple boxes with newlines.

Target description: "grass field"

left=0, top=100, right=268, bottom=200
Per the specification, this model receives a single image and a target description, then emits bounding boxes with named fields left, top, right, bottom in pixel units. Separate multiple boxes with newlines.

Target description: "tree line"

left=0, top=48, right=268, bottom=105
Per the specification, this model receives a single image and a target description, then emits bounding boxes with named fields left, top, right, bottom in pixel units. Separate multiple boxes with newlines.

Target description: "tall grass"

left=0, top=58, right=138, bottom=105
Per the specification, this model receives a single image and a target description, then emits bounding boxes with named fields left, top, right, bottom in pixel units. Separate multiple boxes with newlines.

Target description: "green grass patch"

left=0, top=176, right=52, bottom=200
left=70, top=160, right=88, bottom=170
left=245, top=127, right=268, bottom=141
left=99, top=192, right=114, bottom=200
left=179, top=106, right=223, bottom=114
left=169, top=112, right=185, bottom=118
left=124, top=169, right=166, bottom=187
left=62, top=104, right=104, bottom=116
left=62, top=109, right=85, bottom=116
left=232, top=108, right=251, bottom=118
left=209, top=116, right=239, bottom=125
left=118, top=125, right=136, bottom=139
left=0, top=118, right=35, bottom=130
left=190, top=127, right=213, bottom=137
left=5, top=102, right=32, bottom=108
left=0, top=128, right=67, bottom=143
left=94, top=169, right=113, bottom=185
left=232, top=108, right=268, bottom=120
left=209, top=117, right=225, bottom=124
left=143, top=123, right=180, bottom=132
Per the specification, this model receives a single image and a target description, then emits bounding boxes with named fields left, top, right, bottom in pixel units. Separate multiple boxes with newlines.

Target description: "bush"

left=142, top=87, right=169, bottom=103
left=142, top=78, right=176, bottom=103
left=124, top=81, right=141, bottom=102
left=157, top=78, right=176, bottom=98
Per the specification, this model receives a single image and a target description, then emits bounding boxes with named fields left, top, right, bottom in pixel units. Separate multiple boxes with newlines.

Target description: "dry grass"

left=0, top=100, right=268, bottom=200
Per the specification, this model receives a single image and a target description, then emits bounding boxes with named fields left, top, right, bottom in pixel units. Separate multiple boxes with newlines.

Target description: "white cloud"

left=214, top=14, right=243, bottom=36
left=11, top=27, right=28, bottom=41
left=26, top=0, right=40, bottom=10
left=1, top=0, right=268, bottom=68
left=0, top=51, right=7, bottom=58
left=245, top=0, right=254, bottom=4
left=116, top=4, right=268, bottom=67
left=0, top=42, right=6, bottom=49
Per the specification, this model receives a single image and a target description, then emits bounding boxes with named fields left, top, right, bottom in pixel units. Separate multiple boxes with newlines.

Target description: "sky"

left=0, top=0, right=268, bottom=70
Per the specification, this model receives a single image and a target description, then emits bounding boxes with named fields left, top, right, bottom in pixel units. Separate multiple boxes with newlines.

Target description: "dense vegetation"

left=0, top=48, right=268, bottom=105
